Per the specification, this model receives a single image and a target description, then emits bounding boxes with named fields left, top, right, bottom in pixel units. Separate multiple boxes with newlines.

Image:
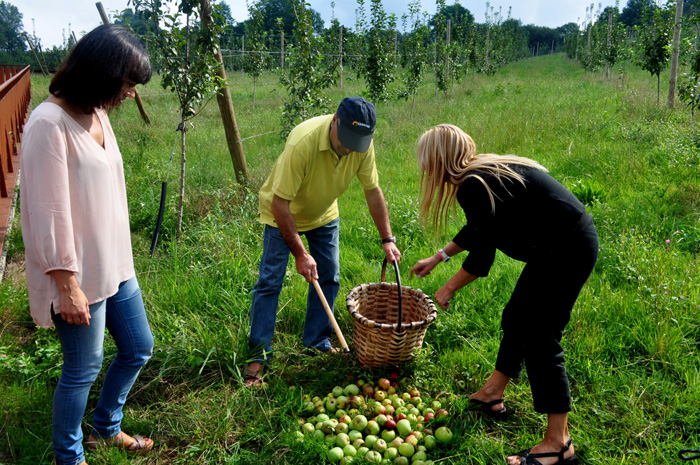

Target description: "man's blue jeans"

left=248, top=218, right=340, bottom=363
left=51, top=276, right=154, bottom=465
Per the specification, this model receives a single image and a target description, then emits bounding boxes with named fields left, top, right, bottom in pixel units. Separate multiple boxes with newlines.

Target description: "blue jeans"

left=51, top=276, right=154, bottom=465
left=248, top=218, right=340, bottom=363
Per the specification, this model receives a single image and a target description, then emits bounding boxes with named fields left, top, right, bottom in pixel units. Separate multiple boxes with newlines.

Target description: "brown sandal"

left=244, top=363, right=263, bottom=387
left=86, top=432, right=154, bottom=455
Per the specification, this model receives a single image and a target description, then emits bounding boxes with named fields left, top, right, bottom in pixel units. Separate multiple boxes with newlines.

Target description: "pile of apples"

left=295, top=375, right=454, bottom=464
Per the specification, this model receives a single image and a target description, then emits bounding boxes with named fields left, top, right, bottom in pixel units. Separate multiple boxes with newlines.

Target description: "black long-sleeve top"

left=453, top=164, right=592, bottom=277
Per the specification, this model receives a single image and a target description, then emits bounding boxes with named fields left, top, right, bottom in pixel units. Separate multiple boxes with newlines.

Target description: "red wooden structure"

left=0, top=65, right=31, bottom=280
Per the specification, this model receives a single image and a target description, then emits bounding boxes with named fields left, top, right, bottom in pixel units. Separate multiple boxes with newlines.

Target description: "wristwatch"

left=381, top=236, right=397, bottom=244
left=437, top=248, right=451, bottom=262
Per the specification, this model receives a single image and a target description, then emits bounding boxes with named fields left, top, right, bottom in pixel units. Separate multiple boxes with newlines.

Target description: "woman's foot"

left=244, top=362, right=264, bottom=387
left=507, top=437, right=576, bottom=465
left=86, top=431, right=154, bottom=454
left=469, top=370, right=509, bottom=414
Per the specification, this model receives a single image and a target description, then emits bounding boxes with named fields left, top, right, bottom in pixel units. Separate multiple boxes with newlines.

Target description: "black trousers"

left=495, top=223, right=599, bottom=414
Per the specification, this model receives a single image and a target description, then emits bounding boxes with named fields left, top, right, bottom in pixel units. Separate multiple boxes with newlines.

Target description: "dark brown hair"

left=49, top=24, right=151, bottom=113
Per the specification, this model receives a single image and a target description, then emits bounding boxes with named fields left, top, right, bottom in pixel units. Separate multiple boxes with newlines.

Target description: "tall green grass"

left=1, top=55, right=699, bottom=464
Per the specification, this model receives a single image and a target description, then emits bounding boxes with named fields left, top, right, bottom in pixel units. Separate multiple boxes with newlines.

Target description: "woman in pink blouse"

left=20, top=24, right=155, bottom=465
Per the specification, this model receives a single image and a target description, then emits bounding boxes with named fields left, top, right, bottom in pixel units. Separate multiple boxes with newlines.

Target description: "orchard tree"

left=279, top=0, right=336, bottom=137
left=364, top=0, right=396, bottom=103
left=635, top=3, right=674, bottom=103
left=400, top=1, right=430, bottom=116
left=131, top=0, right=224, bottom=240
left=678, top=44, right=700, bottom=116
left=244, top=0, right=267, bottom=105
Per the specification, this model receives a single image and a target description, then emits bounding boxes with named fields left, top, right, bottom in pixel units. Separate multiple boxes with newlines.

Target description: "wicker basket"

left=346, top=259, right=438, bottom=368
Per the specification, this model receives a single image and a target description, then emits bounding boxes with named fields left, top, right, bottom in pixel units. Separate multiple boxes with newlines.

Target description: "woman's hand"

left=49, top=270, right=91, bottom=326
left=410, top=255, right=441, bottom=279
left=434, top=285, right=456, bottom=310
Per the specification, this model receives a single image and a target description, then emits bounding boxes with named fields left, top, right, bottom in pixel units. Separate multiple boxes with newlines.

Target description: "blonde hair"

left=416, top=124, right=548, bottom=233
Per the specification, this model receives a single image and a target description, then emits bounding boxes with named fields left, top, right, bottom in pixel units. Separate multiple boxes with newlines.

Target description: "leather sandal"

left=468, top=397, right=507, bottom=418
left=513, top=438, right=578, bottom=465
left=86, top=432, right=154, bottom=455
left=244, top=363, right=263, bottom=387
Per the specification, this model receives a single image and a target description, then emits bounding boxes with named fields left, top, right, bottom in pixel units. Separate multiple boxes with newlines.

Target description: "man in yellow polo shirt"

left=245, top=97, right=401, bottom=386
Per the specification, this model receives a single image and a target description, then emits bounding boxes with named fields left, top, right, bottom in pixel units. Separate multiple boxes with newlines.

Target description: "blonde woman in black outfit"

left=410, top=124, right=598, bottom=465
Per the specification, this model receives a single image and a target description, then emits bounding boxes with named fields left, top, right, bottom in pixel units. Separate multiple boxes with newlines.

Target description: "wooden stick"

left=95, top=2, right=151, bottom=125
left=312, top=279, right=350, bottom=353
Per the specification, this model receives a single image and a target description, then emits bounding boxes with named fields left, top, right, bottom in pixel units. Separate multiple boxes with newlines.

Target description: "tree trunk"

left=668, top=0, right=684, bottom=109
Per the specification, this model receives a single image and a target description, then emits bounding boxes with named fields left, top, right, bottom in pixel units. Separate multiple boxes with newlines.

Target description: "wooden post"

left=95, top=2, right=151, bottom=124
left=200, top=0, right=248, bottom=184
left=339, top=26, right=343, bottom=89
left=668, top=0, right=684, bottom=109
left=23, top=33, right=48, bottom=76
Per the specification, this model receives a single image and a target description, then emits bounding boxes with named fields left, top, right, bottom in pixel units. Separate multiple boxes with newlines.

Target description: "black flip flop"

left=514, top=438, right=578, bottom=465
left=468, top=397, right=507, bottom=418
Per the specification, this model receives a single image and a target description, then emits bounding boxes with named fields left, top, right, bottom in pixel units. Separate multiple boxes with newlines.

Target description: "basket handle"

left=380, top=258, right=404, bottom=331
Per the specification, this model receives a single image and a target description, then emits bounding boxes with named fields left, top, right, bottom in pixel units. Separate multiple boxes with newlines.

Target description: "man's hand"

left=383, top=242, right=401, bottom=263
left=295, top=252, right=319, bottom=283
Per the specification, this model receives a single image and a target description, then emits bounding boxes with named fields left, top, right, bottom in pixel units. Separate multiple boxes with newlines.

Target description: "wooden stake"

left=200, top=0, right=248, bottom=184
left=95, top=2, right=151, bottom=125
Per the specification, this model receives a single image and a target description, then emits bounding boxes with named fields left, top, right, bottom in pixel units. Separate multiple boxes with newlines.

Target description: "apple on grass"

left=365, top=450, right=382, bottom=463
left=336, top=432, right=350, bottom=447
left=332, top=386, right=345, bottom=397
left=348, top=429, right=363, bottom=442
left=398, top=442, right=415, bottom=457
left=396, top=419, right=412, bottom=438
left=364, top=434, right=378, bottom=449
left=381, top=429, right=396, bottom=443
left=327, top=447, right=344, bottom=463
left=350, top=414, right=368, bottom=432
left=435, top=426, right=454, bottom=444
left=365, top=420, right=380, bottom=436
left=344, top=384, right=360, bottom=396
left=384, top=446, right=398, bottom=460
left=343, top=444, right=357, bottom=457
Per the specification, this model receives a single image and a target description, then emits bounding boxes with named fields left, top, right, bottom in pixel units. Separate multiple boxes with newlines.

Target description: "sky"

left=19, top=0, right=619, bottom=49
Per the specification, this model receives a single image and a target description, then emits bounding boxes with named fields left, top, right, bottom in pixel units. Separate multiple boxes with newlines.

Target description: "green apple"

left=336, top=422, right=349, bottom=434
left=316, top=413, right=330, bottom=422
left=364, top=434, right=378, bottom=449
left=435, top=426, right=453, bottom=444
left=393, top=457, right=409, bottom=465
left=381, top=429, right=396, bottom=442
left=373, top=438, right=387, bottom=453
left=344, top=384, right=360, bottom=396
left=321, top=419, right=336, bottom=434
left=333, top=386, right=345, bottom=397
left=343, top=444, right=358, bottom=457
left=348, top=430, right=363, bottom=442
left=365, top=450, right=382, bottom=463
left=340, top=457, right=355, bottom=465
left=302, top=422, right=315, bottom=434
left=328, top=446, right=344, bottom=463
left=357, top=446, right=370, bottom=457
left=350, top=414, right=368, bottom=431
left=336, top=432, right=351, bottom=447
left=366, top=420, right=381, bottom=436
left=396, top=419, right=412, bottom=438
left=398, top=443, right=415, bottom=457
left=384, top=446, right=399, bottom=460
left=412, top=450, right=428, bottom=462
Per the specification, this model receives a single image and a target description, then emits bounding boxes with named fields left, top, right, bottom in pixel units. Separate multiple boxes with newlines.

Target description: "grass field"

left=1, top=54, right=699, bottom=464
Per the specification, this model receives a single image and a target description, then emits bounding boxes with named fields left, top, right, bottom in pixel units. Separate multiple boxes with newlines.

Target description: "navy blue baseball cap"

left=336, top=97, right=376, bottom=153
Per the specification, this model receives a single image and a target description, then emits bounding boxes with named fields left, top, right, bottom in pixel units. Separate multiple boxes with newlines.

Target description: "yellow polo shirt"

left=258, top=114, right=379, bottom=232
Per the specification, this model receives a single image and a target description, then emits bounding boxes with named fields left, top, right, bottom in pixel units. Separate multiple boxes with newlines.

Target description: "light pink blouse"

left=20, top=102, right=135, bottom=328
